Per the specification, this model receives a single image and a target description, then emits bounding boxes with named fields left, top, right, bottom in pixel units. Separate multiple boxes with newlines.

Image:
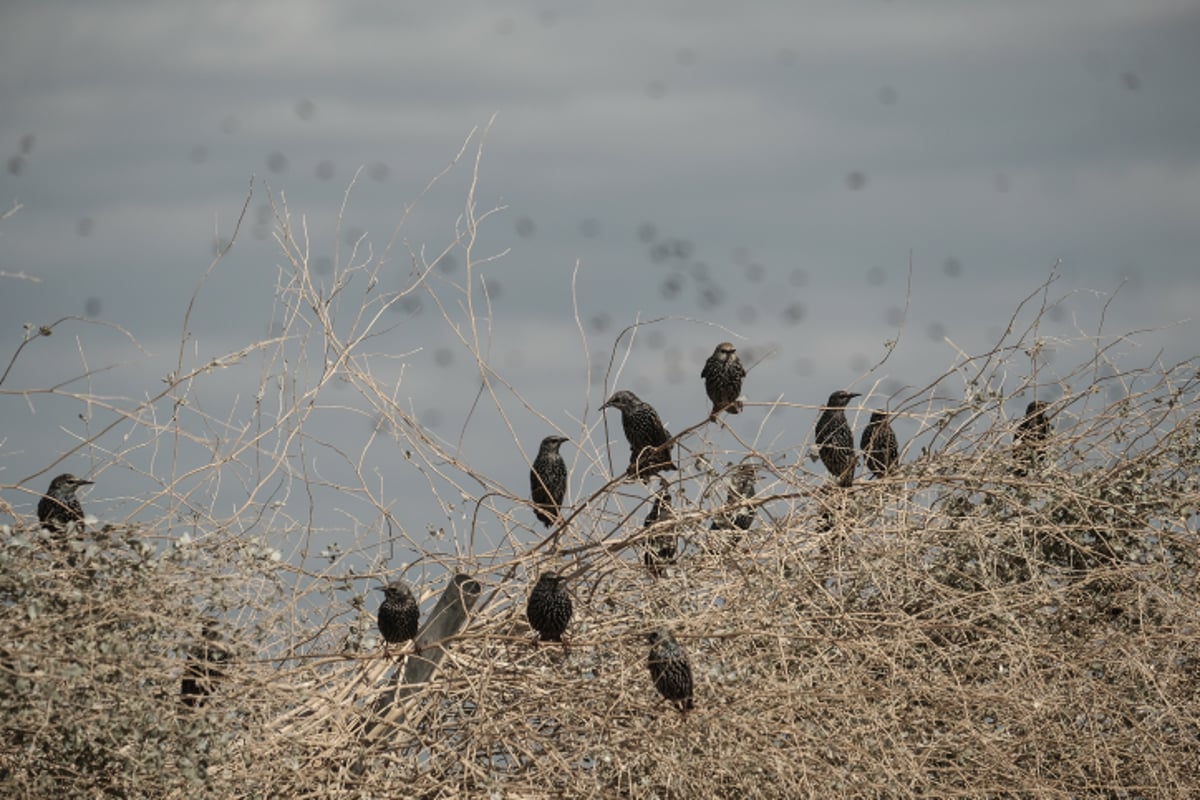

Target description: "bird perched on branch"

left=600, top=390, right=677, bottom=480
left=647, top=629, right=694, bottom=714
left=860, top=410, right=899, bottom=479
left=701, top=341, right=746, bottom=418
left=710, top=463, right=758, bottom=535
left=1014, top=400, right=1052, bottom=476
left=37, top=473, right=93, bottom=531
left=377, top=580, right=420, bottom=647
left=527, top=572, right=572, bottom=643
left=181, top=621, right=230, bottom=708
left=815, top=391, right=860, bottom=487
left=530, top=435, right=569, bottom=528
left=642, top=488, right=678, bottom=576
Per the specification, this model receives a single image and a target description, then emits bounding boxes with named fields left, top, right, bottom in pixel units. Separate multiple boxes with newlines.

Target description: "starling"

left=701, top=341, right=746, bottom=417
left=860, top=410, right=899, bottom=479
left=1014, top=400, right=1052, bottom=475
left=526, top=572, right=572, bottom=643
left=816, top=390, right=860, bottom=487
left=600, top=390, right=678, bottom=480
left=530, top=435, right=569, bottom=528
left=646, top=629, right=694, bottom=713
left=642, top=489, right=678, bottom=575
left=710, top=463, right=757, bottom=533
left=36, top=473, right=93, bottom=530
left=377, top=580, right=420, bottom=646
left=181, top=621, right=230, bottom=708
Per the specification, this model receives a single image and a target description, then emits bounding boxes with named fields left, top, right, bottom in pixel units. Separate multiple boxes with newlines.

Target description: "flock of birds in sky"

left=29, top=342, right=1054, bottom=715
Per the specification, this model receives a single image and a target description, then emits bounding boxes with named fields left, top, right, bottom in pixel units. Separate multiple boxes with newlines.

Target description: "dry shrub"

left=2, top=127, right=1198, bottom=798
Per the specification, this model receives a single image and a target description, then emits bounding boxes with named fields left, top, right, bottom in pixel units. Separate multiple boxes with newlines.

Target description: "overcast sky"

left=2, top=2, right=1197, bottom=578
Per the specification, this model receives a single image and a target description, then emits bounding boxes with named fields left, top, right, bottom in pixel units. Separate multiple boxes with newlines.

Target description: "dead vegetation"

left=2, top=128, right=1198, bottom=798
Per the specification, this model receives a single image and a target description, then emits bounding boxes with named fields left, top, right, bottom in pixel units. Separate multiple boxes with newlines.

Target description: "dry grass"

left=2, top=125, right=1199, bottom=798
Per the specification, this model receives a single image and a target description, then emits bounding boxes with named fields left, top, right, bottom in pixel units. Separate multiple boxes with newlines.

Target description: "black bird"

left=527, top=572, right=572, bottom=643
left=37, top=473, right=93, bottom=530
left=530, top=435, right=569, bottom=528
left=816, top=391, right=860, bottom=487
left=181, top=621, right=230, bottom=708
left=600, top=390, right=678, bottom=480
left=701, top=341, right=746, bottom=417
left=860, top=410, right=899, bottom=479
left=377, top=580, right=420, bottom=646
left=646, top=629, right=694, bottom=714
left=1014, top=400, right=1052, bottom=475
left=642, top=489, right=677, bottom=576
left=710, top=463, right=757, bottom=533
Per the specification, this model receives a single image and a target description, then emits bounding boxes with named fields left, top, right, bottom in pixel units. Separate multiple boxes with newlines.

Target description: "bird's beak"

left=78, top=479, right=95, bottom=486
left=849, top=393, right=862, bottom=399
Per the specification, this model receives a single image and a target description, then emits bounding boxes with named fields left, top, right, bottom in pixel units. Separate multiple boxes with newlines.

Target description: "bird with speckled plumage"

left=642, top=489, right=678, bottom=576
left=710, top=463, right=757, bottom=534
left=37, top=473, right=93, bottom=531
left=701, top=342, right=746, bottom=418
left=601, top=390, right=677, bottom=480
left=527, top=572, right=572, bottom=643
left=647, top=628, right=694, bottom=714
left=860, top=410, right=899, bottom=479
left=530, top=435, right=569, bottom=528
left=815, top=391, right=859, bottom=487
left=377, top=580, right=420, bottom=646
